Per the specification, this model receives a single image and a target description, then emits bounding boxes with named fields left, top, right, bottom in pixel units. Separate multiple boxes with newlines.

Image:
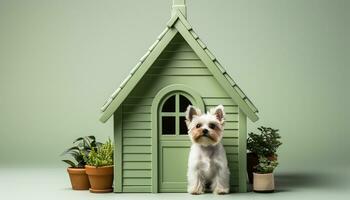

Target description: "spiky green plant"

left=84, top=138, right=113, bottom=167
left=61, top=135, right=102, bottom=168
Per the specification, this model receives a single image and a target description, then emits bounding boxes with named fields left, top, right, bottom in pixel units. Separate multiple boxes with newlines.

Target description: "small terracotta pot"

left=67, top=167, right=90, bottom=190
left=85, top=165, right=114, bottom=193
left=253, top=172, right=275, bottom=192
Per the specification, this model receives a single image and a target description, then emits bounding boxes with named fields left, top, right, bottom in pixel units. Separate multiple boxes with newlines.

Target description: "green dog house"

left=99, top=0, right=259, bottom=193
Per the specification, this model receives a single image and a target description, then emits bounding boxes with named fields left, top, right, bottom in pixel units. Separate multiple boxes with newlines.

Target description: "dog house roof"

left=100, top=0, right=258, bottom=123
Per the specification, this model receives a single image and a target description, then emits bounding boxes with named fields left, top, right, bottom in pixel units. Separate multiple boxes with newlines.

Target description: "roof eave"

left=99, top=28, right=179, bottom=123
left=172, top=16, right=259, bottom=122
left=99, top=9, right=259, bottom=123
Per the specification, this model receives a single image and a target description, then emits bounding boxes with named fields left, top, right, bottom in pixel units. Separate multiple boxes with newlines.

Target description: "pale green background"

left=0, top=0, right=349, bottom=174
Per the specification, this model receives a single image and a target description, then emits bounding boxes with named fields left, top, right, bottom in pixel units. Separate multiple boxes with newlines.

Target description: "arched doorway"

left=151, top=84, right=204, bottom=192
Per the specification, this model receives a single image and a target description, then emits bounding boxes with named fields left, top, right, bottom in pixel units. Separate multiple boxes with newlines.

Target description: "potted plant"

left=253, top=156, right=279, bottom=192
left=61, top=136, right=101, bottom=190
left=247, top=127, right=281, bottom=184
left=84, top=138, right=114, bottom=193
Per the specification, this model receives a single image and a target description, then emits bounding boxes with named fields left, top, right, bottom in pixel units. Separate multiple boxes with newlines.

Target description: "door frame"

left=151, top=84, right=204, bottom=193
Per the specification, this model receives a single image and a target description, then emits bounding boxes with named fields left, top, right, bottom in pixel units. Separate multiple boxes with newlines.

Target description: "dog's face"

left=185, top=105, right=225, bottom=146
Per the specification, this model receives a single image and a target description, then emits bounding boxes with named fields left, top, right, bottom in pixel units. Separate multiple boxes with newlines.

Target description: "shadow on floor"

left=273, top=172, right=343, bottom=192
left=247, top=172, right=345, bottom=193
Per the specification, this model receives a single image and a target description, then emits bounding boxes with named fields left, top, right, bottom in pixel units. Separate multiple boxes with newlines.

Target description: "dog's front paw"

left=213, top=187, right=229, bottom=195
left=190, top=190, right=204, bottom=195
left=188, top=186, right=204, bottom=195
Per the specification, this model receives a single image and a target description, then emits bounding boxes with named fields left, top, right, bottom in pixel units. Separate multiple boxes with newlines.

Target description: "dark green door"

left=158, top=93, right=193, bottom=192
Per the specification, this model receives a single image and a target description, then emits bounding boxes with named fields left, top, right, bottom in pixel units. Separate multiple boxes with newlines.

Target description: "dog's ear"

left=210, top=105, right=225, bottom=124
left=185, top=105, right=201, bottom=126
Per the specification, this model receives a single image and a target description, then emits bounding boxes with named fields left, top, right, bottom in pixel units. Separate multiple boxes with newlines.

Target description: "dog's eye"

left=209, top=123, right=216, bottom=129
left=196, top=124, right=202, bottom=128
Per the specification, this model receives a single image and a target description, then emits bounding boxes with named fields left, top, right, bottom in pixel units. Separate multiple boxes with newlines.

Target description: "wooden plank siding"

left=119, top=33, right=242, bottom=192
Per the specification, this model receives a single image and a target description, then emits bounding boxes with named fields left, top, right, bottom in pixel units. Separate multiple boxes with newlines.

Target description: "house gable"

left=118, top=33, right=243, bottom=192
left=100, top=9, right=258, bottom=123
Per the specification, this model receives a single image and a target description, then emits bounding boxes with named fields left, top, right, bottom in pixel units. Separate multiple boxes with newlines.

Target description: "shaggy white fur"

left=186, top=105, right=230, bottom=195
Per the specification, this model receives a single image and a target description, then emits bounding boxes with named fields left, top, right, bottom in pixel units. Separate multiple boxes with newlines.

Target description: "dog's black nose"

left=202, top=129, right=209, bottom=135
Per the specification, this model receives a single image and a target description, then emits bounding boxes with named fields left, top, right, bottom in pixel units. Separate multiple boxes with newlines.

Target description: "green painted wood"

left=123, top=97, right=153, bottom=105
left=112, top=29, right=254, bottom=193
left=227, top=154, right=239, bottom=162
left=100, top=10, right=258, bottom=124
left=159, top=142, right=190, bottom=192
left=203, top=97, right=236, bottom=106
left=229, top=178, right=239, bottom=186
left=151, top=84, right=205, bottom=193
left=224, top=130, right=239, bottom=138
left=129, top=76, right=229, bottom=98
left=123, top=162, right=152, bottom=170
left=148, top=67, right=211, bottom=76
left=123, top=105, right=151, bottom=114
left=114, top=108, right=123, bottom=192
left=228, top=162, right=239, bottom=170
left=122, top=122, right=151, bottom=130
left=100, top=28, right=179, bottom=122
left=238, top=109, right=247, bottom=192
left=123, top=130, right=151, bottom=138
left=230, top=186, right=240, bottom=193
left=170, top=32, right=188, bottom=42
left=228, top=175, right=240, bottom=181
left=123, top=138, right=151, bottom=146
left=176, top=10, right=191, bottom=30
left=158, top=92, right=202, bottom=192
left=206, top=105, right=238, bottom=114
left=159, top=51, right=199, bottom=59
left=123, top=154, right=152, bottom=162
left=224, top=146, right=239, bottom=154
left=158, top=138, right=189, bottom=191
left=223, top=122, right=238, bottom=130
left=163, top=44, right=193, bottom=52
left=117, top=33, right=246, bottom=193
left=123, top=170, right=152, bottom=178
left=225, top=114, right=239, bottom=122
left=123, top=113, right=151, bottom=122
left=99, top=3, right=263, bottom=193
left=123, top=178, right=152, bottom=186
left=123, top=146, right=151, bottom=154
left=123, top=186, right=152, bottom=193
left=153, top=59, right=204, bottom=68
left=222, top=138, right=239, bottom=146
left=166, top=13, right=179, bottom=27
left=173, top=19, right=258, bottom=122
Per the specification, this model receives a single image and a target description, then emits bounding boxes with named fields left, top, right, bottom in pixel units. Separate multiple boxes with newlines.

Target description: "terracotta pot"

left=253, top=172, right=275, bottom=192
left=85, top=165, right=114, bottom=193
left=67, top=167, right=90, bottom=190
left=247, top=153, right=258, bottom=184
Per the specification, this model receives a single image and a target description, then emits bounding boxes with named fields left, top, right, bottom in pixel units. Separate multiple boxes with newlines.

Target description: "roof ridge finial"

left=172, top=0, right=187, bottom=18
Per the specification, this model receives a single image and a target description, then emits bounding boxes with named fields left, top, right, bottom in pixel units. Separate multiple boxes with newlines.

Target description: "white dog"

left=185, top=105, right=230, bottom=195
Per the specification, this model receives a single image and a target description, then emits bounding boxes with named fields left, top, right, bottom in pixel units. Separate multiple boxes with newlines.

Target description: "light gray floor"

left=0, top=167, right=349, bottom=200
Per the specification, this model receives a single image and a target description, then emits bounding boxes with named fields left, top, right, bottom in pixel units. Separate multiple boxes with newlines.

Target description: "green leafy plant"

left=84, top=138, right=113, bottom=167
left=247, top=126, right=282, bottom=157
left=255, top=156, right=279, bottom=174
left=61, top=136, right=102, bottom=168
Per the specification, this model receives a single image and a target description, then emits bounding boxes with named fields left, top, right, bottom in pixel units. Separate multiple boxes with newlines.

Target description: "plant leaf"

left=73, top=137, right=84, bottom=144
left=62, top=160, right=77, bottom=168
left=61, top=146, right=79, bottom=156
left=87, top=135, right=96, bottom=141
